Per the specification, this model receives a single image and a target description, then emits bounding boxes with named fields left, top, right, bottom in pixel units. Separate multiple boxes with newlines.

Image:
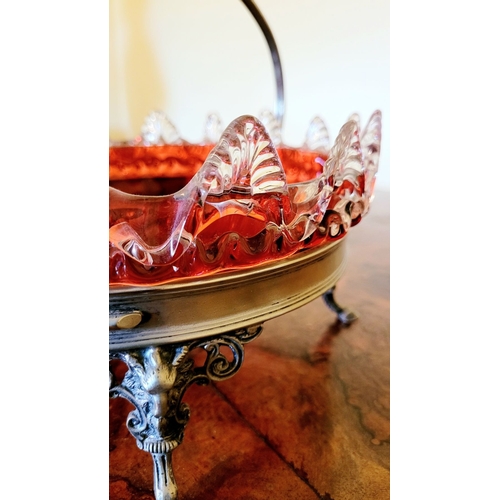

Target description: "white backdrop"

left=109, top=0, right=389, bottom=190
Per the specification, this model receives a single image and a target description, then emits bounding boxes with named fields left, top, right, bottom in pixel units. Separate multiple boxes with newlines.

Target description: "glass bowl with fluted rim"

left=109, top=110, right=381, bottom=288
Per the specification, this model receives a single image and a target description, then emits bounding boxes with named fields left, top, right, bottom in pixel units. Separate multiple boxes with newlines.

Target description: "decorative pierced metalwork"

left=109, top=325, right=263, bottom=500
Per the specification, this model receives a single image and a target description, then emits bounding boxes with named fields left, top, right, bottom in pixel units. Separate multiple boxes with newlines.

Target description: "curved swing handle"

left=240, top=0, right=285, bottom=126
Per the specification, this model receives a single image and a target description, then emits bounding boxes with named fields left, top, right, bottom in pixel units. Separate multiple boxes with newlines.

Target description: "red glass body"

left=109, top=144, right=363, bottom=287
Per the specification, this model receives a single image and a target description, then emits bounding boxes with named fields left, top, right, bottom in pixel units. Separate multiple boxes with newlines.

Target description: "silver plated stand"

left=109, top=239, right=351, bottom=499
left=109, top=240, right=355, bottom=500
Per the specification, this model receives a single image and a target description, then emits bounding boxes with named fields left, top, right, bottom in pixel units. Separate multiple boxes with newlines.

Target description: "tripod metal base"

left=109, top=240, right=348, bottom=499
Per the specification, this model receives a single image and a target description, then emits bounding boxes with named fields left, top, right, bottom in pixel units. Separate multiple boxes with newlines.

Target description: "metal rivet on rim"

left=116, top=312, right=142, bottom=329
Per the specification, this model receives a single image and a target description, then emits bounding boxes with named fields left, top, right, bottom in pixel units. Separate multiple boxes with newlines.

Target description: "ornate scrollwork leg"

left=109, top=325, right=263, bottom=500
left=323, top=285, right=358, bottom=325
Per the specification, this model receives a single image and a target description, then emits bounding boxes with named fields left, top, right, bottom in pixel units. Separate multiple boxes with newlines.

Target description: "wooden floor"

left=109, top=190, right=390, bottom=500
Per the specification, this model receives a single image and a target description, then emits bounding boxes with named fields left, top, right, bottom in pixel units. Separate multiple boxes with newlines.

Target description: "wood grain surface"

left=109, top=190, right=390, bottom=500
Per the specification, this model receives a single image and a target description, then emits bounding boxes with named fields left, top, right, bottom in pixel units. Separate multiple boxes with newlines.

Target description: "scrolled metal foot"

left=323, top=285, right=358, bottom=325
left=109, top=324, right=263, bottom=500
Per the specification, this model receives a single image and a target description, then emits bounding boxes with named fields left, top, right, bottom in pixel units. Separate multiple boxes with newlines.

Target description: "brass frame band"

left=109, top=238, right=346, bottom=350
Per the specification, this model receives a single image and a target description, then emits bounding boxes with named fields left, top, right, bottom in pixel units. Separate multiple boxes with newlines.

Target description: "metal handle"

left=240, top=0, right=285, bottom=126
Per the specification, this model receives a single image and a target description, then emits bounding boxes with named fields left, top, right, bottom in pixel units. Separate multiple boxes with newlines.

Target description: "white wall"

left=110, top=0, right=389, bottom=190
